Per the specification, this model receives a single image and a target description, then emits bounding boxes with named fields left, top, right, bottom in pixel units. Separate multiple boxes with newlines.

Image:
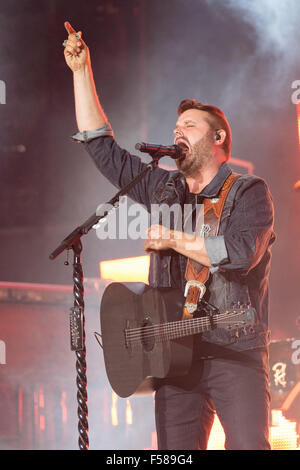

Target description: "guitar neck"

left=124, top=310, right=251, bottom=347
left=159, top=315, right=218, bottom=341
left=145, top=313, right=229, bottom=343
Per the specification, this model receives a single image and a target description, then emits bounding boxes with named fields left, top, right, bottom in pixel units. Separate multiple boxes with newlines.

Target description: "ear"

left=215, top=129, right=226, bottom=145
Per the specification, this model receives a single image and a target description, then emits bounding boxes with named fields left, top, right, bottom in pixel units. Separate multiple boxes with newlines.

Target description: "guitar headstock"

left=216, top=305, right=257, bottom=331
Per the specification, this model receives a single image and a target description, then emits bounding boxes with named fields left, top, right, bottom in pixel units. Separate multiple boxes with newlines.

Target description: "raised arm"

left=63, top=21, right=109, bottom=133
left=63, top=21, right=170, bottom=209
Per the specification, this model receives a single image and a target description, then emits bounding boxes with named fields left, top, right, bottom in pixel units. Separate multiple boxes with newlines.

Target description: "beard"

left=176, top=129, right=215, bottom=177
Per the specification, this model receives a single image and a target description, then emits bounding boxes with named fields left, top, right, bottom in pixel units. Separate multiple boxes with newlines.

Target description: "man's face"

left=173, top=108, right=215, bottom=177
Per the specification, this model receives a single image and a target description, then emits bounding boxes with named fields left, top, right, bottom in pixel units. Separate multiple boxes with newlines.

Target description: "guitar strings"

left=124, top=311, right=248, bottom=345
left=125, top=311, right=243, bottom=338
left=125, top=320, right=246, bottom=345
left=125, top=321, right=245, bottom=345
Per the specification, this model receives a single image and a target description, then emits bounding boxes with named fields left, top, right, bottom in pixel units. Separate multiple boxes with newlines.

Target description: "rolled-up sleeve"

left=71, top=123, right=114, bottom=142
left=205, top=178, right=275, bottom=273
left=205, top=235, right=229, bottom=267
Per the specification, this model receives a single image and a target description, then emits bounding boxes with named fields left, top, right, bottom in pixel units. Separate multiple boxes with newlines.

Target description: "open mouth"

left=175, top=139, right=190, bottom=159
left=175, top=139, right=189, bottom=151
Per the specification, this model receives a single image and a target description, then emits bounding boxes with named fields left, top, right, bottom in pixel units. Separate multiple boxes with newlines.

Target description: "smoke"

left=225, top=0, right=300, bottom=56
left=206, top=0, right=300, bottom=110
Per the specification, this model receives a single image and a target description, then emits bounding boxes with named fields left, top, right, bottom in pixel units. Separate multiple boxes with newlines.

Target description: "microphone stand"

left=49, top=150, right=164, bottom=450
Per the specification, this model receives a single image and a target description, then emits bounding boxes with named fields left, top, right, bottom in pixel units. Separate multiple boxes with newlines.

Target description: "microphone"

left=135, top=142, right=183, bottom=159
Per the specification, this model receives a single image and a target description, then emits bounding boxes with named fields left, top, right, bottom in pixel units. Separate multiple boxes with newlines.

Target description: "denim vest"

left=148, top=171, right=271, bottom=352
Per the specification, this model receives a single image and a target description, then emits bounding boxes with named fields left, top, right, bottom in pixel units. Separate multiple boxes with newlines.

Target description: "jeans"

left=154, top=347, right=271, bottom=450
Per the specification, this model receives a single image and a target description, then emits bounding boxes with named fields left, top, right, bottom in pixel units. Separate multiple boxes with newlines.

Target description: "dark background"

left=0, top=0, right=300, bottom=339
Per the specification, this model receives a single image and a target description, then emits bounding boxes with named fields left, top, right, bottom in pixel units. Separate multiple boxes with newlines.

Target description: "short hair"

left=177, top=99, right=232, bottom=159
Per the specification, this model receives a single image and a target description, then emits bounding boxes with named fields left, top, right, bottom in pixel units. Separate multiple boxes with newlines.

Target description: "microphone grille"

left=172, top=144, right=183, bottom=159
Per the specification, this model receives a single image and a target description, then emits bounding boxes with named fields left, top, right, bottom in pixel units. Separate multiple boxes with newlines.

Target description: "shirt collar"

left=198, top=162, right=232, bottom=198
left=168, top=162, right=232, bottom=198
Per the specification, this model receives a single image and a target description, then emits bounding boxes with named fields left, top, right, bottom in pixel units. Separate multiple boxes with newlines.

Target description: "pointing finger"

left=64, top=21, right=77, bottom=35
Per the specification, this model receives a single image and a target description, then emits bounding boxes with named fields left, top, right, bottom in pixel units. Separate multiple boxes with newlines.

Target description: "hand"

left=143, top=225, right=174, bottom=253
left=63, top=21, right=90, bottom=72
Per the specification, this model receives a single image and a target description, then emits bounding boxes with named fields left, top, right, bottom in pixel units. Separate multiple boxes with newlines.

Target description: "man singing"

left=63, top=21, right=275, bottom=450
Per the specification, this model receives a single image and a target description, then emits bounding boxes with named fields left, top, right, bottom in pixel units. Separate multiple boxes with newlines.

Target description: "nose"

left=173, top=126, right=183, bottom=137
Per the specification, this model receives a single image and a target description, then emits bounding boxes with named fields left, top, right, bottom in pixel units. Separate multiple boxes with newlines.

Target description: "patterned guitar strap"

left=183, top=173, right=240, bottom=320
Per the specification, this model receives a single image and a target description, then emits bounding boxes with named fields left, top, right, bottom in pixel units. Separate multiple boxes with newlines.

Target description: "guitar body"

left=100, top=282, right=193, bottom=398
left=100, top=282, right=256, bottom=398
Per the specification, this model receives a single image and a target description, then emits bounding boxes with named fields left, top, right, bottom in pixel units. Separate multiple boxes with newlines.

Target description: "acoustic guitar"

left=99, top=282, right=256, bottom=398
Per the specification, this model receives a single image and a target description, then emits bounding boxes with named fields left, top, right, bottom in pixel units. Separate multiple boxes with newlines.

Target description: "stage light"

left=100, top=255, right=150, bottom=283
left=111, top=391, right=118, bottom=426
left=270, top=409, right=300, bottom=450
left=144, top=411, right=300, bottom=450
left=126, top=399, right=133, bottom=426
left=60, top=392, right=67, bottom=425
left=207, top=414, right=225, bottom=450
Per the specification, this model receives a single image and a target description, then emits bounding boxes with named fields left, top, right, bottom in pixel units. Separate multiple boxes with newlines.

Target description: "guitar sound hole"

left=141, top=318, right=155, bottom=352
